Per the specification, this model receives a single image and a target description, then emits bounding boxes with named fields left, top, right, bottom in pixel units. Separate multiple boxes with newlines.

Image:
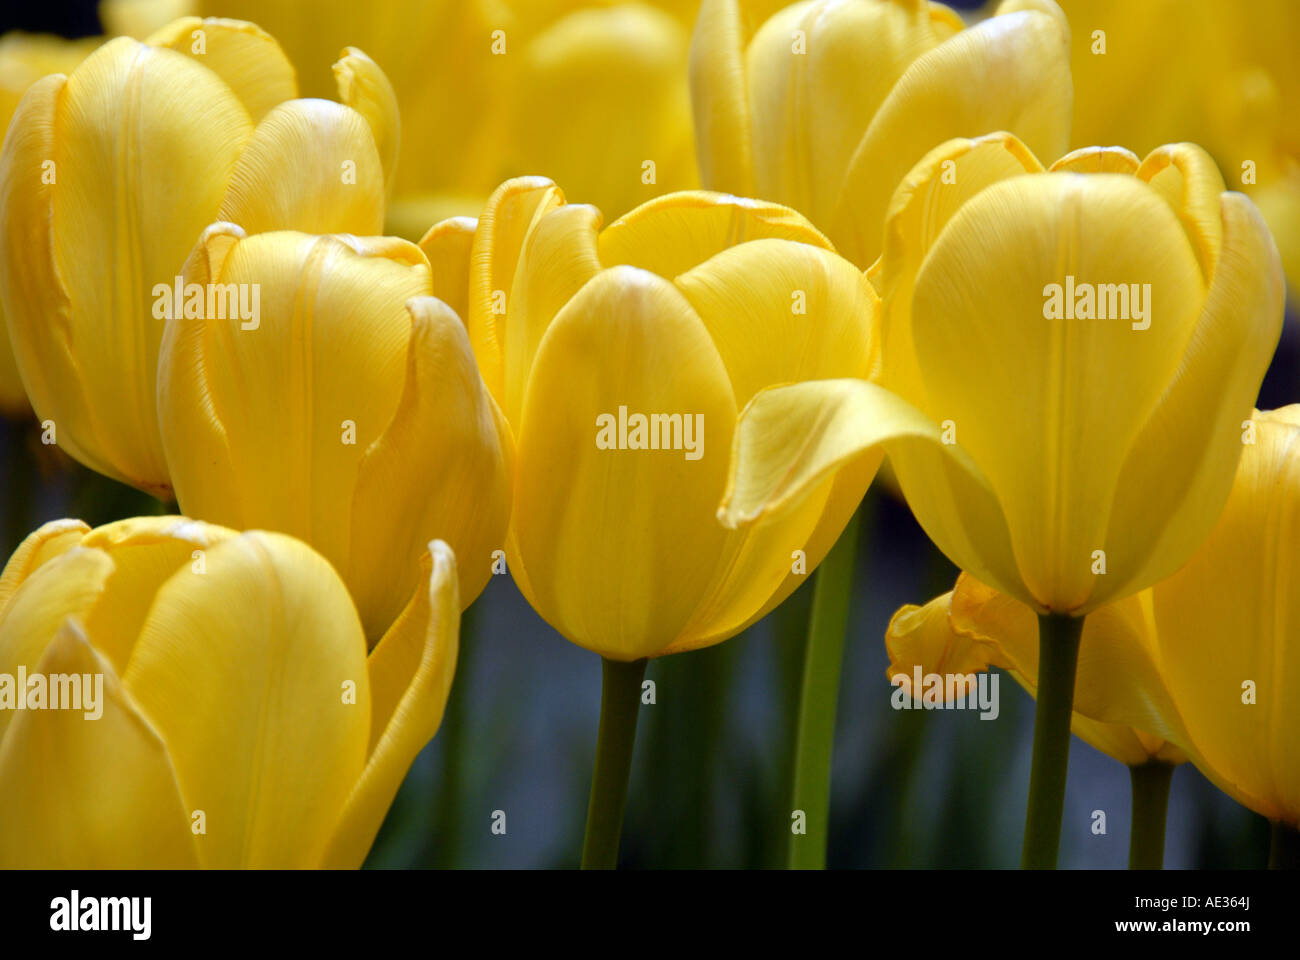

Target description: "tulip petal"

left=0, top=74, right=118, bottom=483
left=0, top=545, right=111, bottom=744
left=468, top=177, right=565, bottom=406
left=52, top=37, right=253, bottom=492
left=512, top=266, right=738, bottom=659
left=418, top=216, right=476, bottom=323
left=0, top=621, right=197, bottom=868
left=719, top=377, right=1028, bottom=605
left=1144, top=410, right=1300, bottom=822
left=347, top=297, right=513, bottom=635
left=218, top=98, right=386, bottom=236
left=323, top=541, right=459, bottom=868
left=674, top=238, right=876, bottom=405
left=333, top=46, right=400, bottom=199
left=123, top=532, right=371, bottom=868
left=831, top=6, right=1072, bottom=266
left=1100, top=194, right=1285, bottom=605
left=597, top=190, right=831, bottom=281
left=745, top=0, right=942, bottom=227
left=1048, top=145, right=1140, bottom=174
left=910, top=173, right=1204, bottom=611
left=159, top=231, right=429, bottom=594
left=1136, top=143, right=1226, bottom=282
left=872, top=132, right=1043, bottom=393
left=0, top=519, right=90, bottom=611
left=504, top=203, right=604, bottom=425
left=146, top=16, right=297, bottom=122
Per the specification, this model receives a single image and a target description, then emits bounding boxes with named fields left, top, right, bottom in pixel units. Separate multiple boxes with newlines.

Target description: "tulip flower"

left=0, top=19, right=398, bottom=495
left=1060, top=0, right=1300, bottom=299
left=0, top=32, right=98, bottom=416
left=0, top=516, right=459, bottom=868
left=156, top=226, right=513, bottom=640
left=889, top=407, right=1300, bottom=866
left=720, top=135, right=1284, bottom=865
left=689, top=0, right=1073, bottom=267
left=447, top=177, right=880, bottom=865
left=885, top=585, right=1187, bottom=866
left=155, top=0, right=700, bottom=237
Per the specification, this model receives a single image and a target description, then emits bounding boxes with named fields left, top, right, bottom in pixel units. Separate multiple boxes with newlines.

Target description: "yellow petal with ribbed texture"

left=324, top=540, right=459, bottom=867
left=745, top=0, right=941, bottom=228
left=52, top=37, right=253, bottom=493
left=909, top=173, right=1204, bottom=612
left=831, top=4, right=1072, bottom=267
left=511, top=266, right=737, bottom=660
left=1144, top=409, right=1300, bottom=824
left=1099, top=193, right=1284, bottom=606
left=468, top=177, right=565, bottom=406
left=873, top=133, right=1043, bottom=395
left=123, top=531, right=371, bottom=868
left=158, top=231, right=429, bottom=614
left=0, top=545, right=112, bottom=745
left=0, top=622, right=197, bottom=868
left=674, top=238, right=876, bottom=405
left=80, top=516, right=236, bottom=675
left=418, top=216, right=476, bottom=324
left=1136, top=143, right=1226, bottom=282
left=218, top=99, right=386, bottom=236
left=719, top=377, right=1028, bottom=605
left=504, top=203, right=603, bottom=425
left=689, top=0, right=764, bottom=197
left=0, top=519, right=91, bottom=611
left=0, top=74, right=119, bottom=483
left=333, top=46, right=399, bottom=199
left=347, top=297, right=513, bottom=635
left=146, top=17, right=297, bottom=122
left=1048, top=145, right=1140, bottom=174
left=598, top=190, right=831, bottom=280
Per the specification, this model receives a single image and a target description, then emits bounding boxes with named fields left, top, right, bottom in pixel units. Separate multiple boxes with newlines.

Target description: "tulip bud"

left=722, top=136, right=1285, bottom=616
left=690, top=0, right=1073, bottom=266
left=452, top=178, right=878, bottom=660
left=0, top=517, right=459, bottom=868
left=0, top=20, right=397, bottom=492
left=156, top=226, right=513, bottom=639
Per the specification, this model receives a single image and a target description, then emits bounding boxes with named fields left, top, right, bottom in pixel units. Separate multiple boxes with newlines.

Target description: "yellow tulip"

left=895, top=407, right=1300, bottom=830
left=721, top=135, right=1284, bottom=617
left=444, top=177, right=879, bottom=660
left=689, top=0, right=1073, bottom=267
left=1059, top=0, right=1300, bottom=298
left=156, top=227, right=513, bottom=639
left=0, top=32, right=99, bottom=416
left=0, top=517, right=459, bottom=868
left=885, top=586, right=1186, bottom=768
left=166, top=0, right=699, bottom=237
left=0, top=19, right=397, bottom=495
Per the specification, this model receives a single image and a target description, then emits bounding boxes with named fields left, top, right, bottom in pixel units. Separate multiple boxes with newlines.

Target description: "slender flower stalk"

left=582, top=658, right=649, bottom=869
left=788, top=509, right=862, bottom=870
left=1021, top=614, right=1084, bottom=868
left=1128, top=760, right=1175, bottom=869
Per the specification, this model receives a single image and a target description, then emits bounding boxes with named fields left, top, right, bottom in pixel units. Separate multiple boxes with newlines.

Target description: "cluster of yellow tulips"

left=0, top=0, right=1293, bottom=870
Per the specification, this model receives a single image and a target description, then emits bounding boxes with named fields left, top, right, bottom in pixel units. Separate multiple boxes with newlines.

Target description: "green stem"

left=1021, top=612, right=1084, bottom=869
left=1269, top=821, right=1300, bottom=869
left=1128, top=760, right=1174, bottom=869
left=787, top=509, right=862, bottom=870
left=581, top=657, right=648, bottom=869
